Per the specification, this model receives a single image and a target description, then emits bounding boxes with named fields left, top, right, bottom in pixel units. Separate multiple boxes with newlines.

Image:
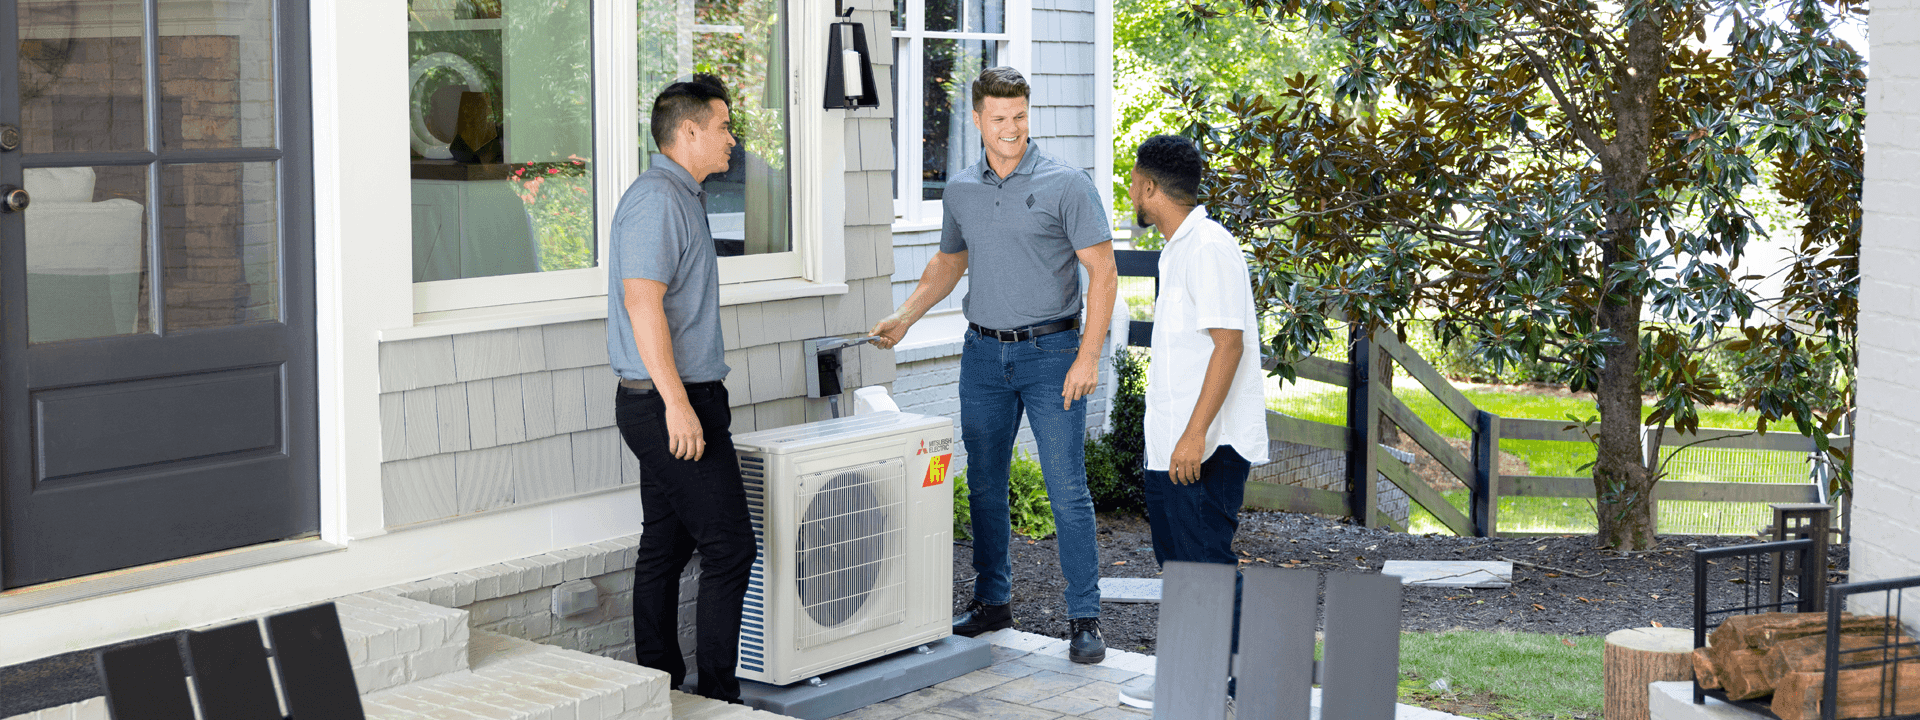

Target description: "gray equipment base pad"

left=737, top=635, right=992, bottom=719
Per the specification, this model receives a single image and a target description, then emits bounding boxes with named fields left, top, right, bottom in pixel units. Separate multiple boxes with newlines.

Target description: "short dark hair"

left=650, top=79, right=731, bottom=150
left=1135, top=135, right=1203, bottom=205
left=971, top=66, right=1030, bottom=112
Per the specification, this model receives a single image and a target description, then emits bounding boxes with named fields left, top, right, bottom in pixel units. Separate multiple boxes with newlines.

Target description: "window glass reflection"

left=922, top=39, right=994, bottom=201
left=24, top=166, right=150, bottom=344
left=640, top=0, right=790, bottom=257
left=408, top=0, right=596, bottom=282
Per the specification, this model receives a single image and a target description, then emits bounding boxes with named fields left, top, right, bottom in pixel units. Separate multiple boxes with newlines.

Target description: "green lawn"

left=1394, top=630, right=1605, bottom=719
left=1267, top=380, right=1806, bottom=536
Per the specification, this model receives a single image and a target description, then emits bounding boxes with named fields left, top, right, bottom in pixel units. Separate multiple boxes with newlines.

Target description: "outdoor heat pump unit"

left=731, top=411, right=957, bottom=685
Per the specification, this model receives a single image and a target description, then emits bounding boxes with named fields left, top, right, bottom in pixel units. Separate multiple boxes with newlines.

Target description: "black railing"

left=1694, top=538, right=1822, bottom=706
left=1820, top=577, right=1920, bottom=720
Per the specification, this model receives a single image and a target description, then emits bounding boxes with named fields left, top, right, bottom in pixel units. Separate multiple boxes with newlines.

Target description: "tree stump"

left=1606, top=627, right=1696, bottom=720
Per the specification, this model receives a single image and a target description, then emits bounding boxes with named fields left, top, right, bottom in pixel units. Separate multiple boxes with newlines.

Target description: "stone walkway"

left=823, top=630, right=1475, bottom=720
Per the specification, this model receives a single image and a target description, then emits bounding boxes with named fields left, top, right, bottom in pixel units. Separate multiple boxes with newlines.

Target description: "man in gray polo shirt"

left=870, top=66, right=1119, bottom=664
left=609, top=79, right=753, bottom=703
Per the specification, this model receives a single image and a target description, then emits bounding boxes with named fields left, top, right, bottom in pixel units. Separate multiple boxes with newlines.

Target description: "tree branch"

left=1499, top=24, right=1609, bottom=156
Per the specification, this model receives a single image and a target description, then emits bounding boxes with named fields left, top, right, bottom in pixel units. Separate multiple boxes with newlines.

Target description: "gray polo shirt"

left=940, top=142, right=1111, bottom=331
left=607, top=154, right=729, bottom=383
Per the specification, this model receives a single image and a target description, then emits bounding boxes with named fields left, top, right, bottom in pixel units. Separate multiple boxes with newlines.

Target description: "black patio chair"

left=96, top=602, right=364, bottom=720
left=1154, top=561, right=1404, bottom=720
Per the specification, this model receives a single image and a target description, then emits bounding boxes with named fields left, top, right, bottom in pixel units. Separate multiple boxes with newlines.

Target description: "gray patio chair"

left=96, top=602, right=364, bottom=720
left=1154, top=562, right=1403, bottom=720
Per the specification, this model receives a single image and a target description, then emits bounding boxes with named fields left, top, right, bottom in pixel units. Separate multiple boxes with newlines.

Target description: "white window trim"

left=889, top=0, right=1030, bottom=228
left=407, top=0, right=847, bottom=321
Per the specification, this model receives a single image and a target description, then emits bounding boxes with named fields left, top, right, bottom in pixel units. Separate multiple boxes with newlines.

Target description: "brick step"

left=361, top=630, right=673, bottom=720
left=334, top=591, right=473, bottom=693
left=667, top=692, right=797, bottom=720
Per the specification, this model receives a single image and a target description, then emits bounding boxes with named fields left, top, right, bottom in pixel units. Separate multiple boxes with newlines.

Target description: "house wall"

left=0, top=0, right=903, bottom=670
left=1855, top=0, right=1920, bottom=633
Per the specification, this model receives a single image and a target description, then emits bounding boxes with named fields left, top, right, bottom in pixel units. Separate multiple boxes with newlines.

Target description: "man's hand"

left=1170, top=431, right=1206, bottom=484
left=665, top=399, right=705, bottom=461
left=869, top=309, right=914, bottom=350
left=1063, top=355, right=1098, bottom=409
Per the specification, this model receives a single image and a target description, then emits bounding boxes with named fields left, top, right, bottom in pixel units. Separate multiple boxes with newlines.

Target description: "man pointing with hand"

left=869, top=66, right=1119, bottom=664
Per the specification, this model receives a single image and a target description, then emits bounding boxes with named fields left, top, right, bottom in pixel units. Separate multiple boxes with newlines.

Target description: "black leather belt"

left=969, top=318, right=1079, bottom=342
left=618, top=378, right=721, bottom=396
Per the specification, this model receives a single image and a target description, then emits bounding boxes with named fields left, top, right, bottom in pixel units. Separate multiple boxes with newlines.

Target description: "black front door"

left=0, top=0, right=314, bottom=589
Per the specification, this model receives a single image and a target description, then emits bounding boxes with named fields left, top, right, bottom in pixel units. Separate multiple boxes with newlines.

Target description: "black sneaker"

left=951, top=598, right=1013, bottom=637
left=1068, top=617, right=1106, bottom=664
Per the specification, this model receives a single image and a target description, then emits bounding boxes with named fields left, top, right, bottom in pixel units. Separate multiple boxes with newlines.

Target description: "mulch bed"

left=955, top=510, right=1850, bottom=655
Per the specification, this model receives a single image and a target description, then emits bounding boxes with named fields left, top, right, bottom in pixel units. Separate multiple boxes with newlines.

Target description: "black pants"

left=615, top=381, right=755, bottom=702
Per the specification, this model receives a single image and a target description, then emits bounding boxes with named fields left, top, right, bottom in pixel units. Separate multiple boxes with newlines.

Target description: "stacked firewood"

left=1691, top=612, right=1920, bottom=720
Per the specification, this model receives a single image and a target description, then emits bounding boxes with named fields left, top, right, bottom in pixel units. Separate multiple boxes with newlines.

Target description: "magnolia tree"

left=1171, top=0, right=1863, bottom=548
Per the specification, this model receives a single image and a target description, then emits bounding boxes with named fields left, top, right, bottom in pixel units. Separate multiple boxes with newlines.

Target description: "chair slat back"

left=188, top=620, right=284, bottom=720
left=265, top=603, right=366, bottom=720
left=1154, top=561, right=1238, bottom=720
left=1320, top=572, right=1403, bottom=720
left=1234, top=568, right=1319, bottom=720
left=96, top=637, right=195, bottom=720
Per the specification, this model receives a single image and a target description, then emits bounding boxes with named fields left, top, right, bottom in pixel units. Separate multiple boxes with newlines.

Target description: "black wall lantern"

left=824, top=6, right=879, bottom=109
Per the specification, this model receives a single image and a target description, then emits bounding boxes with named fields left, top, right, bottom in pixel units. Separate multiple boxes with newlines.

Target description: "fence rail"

left=1116, top=248, right=1846, bottom=537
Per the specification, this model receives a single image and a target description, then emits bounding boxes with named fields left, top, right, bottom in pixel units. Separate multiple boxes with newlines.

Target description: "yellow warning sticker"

left=922, top=454, right=952, bottom=487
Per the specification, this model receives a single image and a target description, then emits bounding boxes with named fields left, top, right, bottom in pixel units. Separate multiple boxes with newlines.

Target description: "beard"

left=1135, top=210, right=1149, bottom=229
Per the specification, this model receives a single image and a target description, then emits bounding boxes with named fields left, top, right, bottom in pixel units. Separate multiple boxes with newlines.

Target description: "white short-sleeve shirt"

left=1144, top=206, right=1271, bottom=471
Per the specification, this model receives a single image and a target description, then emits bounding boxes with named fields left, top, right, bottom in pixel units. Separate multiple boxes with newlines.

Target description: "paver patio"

left=821, top=629, right=1474, bottom=720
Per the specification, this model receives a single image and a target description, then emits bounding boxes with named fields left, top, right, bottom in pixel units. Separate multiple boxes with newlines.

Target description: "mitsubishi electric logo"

left=917, top=438, right=952, bottom=455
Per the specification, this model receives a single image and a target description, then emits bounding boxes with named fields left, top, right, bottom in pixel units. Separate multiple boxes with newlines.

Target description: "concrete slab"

left=1098, top=577, right=1162, bottom=603
left=1380, top=560, right=1512, bottom=588
left=1649, top=681, right=1770, bottom=720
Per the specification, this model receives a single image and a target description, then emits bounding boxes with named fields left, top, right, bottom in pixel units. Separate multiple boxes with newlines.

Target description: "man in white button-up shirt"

left=1118, top=135, right=1271, bottom=710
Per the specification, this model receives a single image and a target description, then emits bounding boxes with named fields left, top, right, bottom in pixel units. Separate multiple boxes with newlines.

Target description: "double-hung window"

left=403, top=0, right=818, bottom=315
left=890, top=0, right=1027, bottom=226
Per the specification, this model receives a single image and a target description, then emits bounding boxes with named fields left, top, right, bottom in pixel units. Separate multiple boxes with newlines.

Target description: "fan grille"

left=794, top=457, right=906, bottom=649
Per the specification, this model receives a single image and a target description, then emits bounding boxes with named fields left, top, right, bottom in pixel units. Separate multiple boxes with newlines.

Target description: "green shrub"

left=950, top=447, right=1058, bottom=540
left=1008, top=448, right=1056, bottom=539
left=952, top=468, right=972, bottom=540
left=1087, top=348, right=1149, bottom=514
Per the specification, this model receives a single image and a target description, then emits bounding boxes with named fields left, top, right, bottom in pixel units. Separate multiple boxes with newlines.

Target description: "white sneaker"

left=1118, top=677, right=1154, bottom=710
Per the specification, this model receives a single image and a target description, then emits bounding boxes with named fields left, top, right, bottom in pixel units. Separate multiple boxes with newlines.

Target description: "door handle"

left=2, top=186, right=28, bottom=213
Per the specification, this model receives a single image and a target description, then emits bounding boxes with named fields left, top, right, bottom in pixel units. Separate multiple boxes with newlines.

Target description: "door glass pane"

left=408, top=0, right=595, bottom=282
left=24, top=166, right=151, bottom=344
left=925, top=0, right=1000, bottom=33
left=922, top=39, right=994, bottom=200
left=640, top=0, right=790, bottom=257
left=159, top=0, right=277, bottom=149
left=17, top=0, right=148, bottom=153
left=161, top=162, right=280, bottom=331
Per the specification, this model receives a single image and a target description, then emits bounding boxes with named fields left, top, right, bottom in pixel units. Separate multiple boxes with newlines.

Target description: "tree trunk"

left=1594, top=292, right=1654, bottom=549
left=1592, top=9, right=1665, bottom=550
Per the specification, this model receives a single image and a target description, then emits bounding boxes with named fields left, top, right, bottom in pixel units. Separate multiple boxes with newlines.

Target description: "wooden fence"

left=1115, top=249, right=1847, bottom=537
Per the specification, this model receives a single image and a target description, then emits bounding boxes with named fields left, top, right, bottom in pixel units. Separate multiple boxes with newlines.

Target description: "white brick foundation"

left=1857, top=0, right=1920, bottom=635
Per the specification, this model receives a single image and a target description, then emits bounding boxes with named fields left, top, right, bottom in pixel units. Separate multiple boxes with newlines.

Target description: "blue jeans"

left=1145, top=445, right=1251, bottom=652
left=960, top=326, right=1102, bottom=618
